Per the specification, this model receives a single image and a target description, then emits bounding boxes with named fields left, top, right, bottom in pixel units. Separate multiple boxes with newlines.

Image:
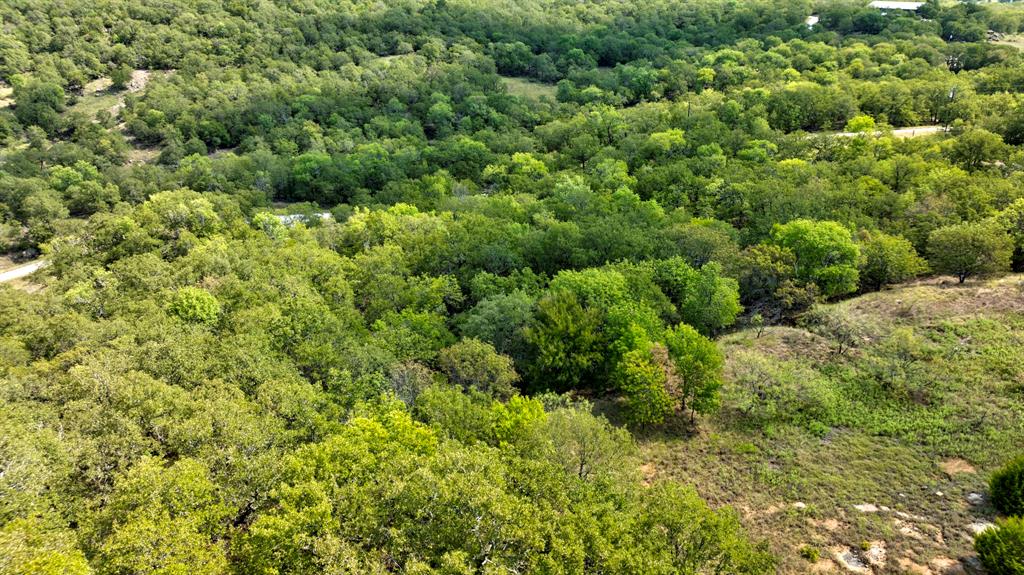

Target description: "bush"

left=799, top=545, right=820, bottom=562
left=975, top=516, right=1024, bottom=575
left=991, top=456, right=1024, bottom=517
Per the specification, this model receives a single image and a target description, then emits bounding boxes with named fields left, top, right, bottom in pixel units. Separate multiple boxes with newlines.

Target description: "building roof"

left=868, top=1, right=925, bottom=10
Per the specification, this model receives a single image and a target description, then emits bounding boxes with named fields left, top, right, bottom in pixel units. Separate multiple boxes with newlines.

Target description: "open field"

left=501, top=76, right=559, bottom=101
left=638, top=275, right=1024, bottom=574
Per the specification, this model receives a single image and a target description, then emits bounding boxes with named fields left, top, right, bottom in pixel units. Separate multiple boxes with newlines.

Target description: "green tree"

left=616, top=344, right=675, bottom=425
left=858, top=230, right=928, bottom=291
left=770, top=219, right=860, bottom=299
left=168, top=287, right=222, bottom=325
left=927, top=221, right=1013, bottom=283
left=975, top=517, right=1024, bottom=575
left=13, top=79, right=65, bottom=134
left=991, top=455, right=1024, bottom=517
left=949, top=129, right=1008, bottom=171
left=664, top=323, right=724, bottom=423
left=438, top=339, right=519, bottom=400
left=524, top=290, right=603, bottom=392
left=0, top=518, right=91, bottom=575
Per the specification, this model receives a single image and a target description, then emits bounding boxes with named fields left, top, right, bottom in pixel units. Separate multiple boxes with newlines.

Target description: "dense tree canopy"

left=2, top=0, right=1024, bottom=571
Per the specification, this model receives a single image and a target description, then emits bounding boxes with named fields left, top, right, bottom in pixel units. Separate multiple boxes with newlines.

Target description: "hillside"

left=4, top=0, right=1024, bottom=572
left=641, top=275, right=1024, bottom=574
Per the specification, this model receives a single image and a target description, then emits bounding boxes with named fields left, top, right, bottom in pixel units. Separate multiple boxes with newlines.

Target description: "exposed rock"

left=864, top=540, right=887, bottom=568
left=895, top=518, right=926, bottom=540
left=793, top=501, right=807, bottom=510
left=832, top=547, right=871, bottom=574
left=966, top=492, right=984, bottom=506
left=930, top=557, right=967, bottom=575
left=853, top=503, right=879, bottom=513
left=967, top=521, right=995, bottom=535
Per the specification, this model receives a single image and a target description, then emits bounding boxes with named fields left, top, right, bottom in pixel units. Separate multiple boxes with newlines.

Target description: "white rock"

left=832, top=547, right=871, bottom=574
left=966, top=492, right=984, bottom=505
left=853, top=503, right=879, bottom=513
left=968, top=521, right=996, bottom=535
left=792, top=502, right=807, bottom=510
left=863, top=541, right=887, bottom=568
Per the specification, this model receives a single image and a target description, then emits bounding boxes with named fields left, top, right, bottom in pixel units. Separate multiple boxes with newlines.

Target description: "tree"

left=738, top=244, right=818, bottom=323
left=13, top=79, right=65, bottom=134
left=524, top=290, right=603, bottom=392
left=927, top=221, right=1013, bottom=283
left=949, top=128, right=1008, bottom=171
left=844, top=114, right=875, bottom=133
left=438, top=339, right=519, bottom=399
left=975, top=517, right=1024, bottom=575
left=0, top=518, right=91, bottom=575
left=111, top=64, right=134, bottom=90
left=858, top=230, right=928, bottom=291
left=540, top=406, right=635, bottom=481
left=168, top=287, right=222, bottom=325
left=616, top=344, right=675, bottom=425
left=990, top=455, right=1024, bottom=517
left=770, top=219, right=860, bottom=299
left=664, top=323, right=724, bottom=423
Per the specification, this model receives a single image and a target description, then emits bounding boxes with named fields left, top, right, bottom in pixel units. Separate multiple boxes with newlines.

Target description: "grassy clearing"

left=995, top=34, right=1024, bottom=51
left=637, top=275, right=1024, bottom=573
left=501, top=76, right=558, bottom=101
left=65, top=88, right=122, bottom=120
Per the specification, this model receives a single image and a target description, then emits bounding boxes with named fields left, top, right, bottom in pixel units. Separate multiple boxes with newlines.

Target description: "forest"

left=2, top=0, right=1024, bottom=573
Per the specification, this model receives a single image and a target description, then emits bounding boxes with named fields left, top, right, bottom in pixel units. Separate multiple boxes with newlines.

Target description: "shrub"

left=991, top=456, right=1024, bottom=517
left=975, top=516, right=1024, bottom=575
left=799, top=545, right=820, bottom=562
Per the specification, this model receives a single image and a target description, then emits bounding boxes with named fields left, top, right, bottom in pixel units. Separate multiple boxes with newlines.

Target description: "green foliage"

left=616, top=345, right=675, bottom=425
left=167, top=287, right=221, bottom=325
left=927, top=221, right=1013, bottom=283
left=524, top=290, right=603, bottom=392
left=771, top=219, right=860, bottom=299
left=858, top=230, right=928, bottom=291
left=664, top=323, right=724, bottom=420
left=438, top=338, right=519, bottom=399
left=976, top=517, right=1024, bottom=575
left=0, top=517, right=91, bottom=575
left=991, top=455, right=1024, bottom=517
left=4, top=0, right=1024, bottom=569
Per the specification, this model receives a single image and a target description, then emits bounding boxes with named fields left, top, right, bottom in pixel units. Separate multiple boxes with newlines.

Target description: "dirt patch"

left=930, top=556, right=967, bottom=575
left=0, top=81, right=13, bottom=109
left=938, top=459, right=976, bottom=477
left=811, top=517, right=845, bottom=532
left=639, top=462, right=657, bottom=486
left=810, top=558, right=839, bottom=573
left=127, top=146, right=161, bottom=165
left=109, top=69, right=160, bottom=117
left=899, top=557, right=933, bottom=574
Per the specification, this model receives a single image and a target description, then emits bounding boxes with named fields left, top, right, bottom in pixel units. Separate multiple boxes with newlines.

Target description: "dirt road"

left=0, top=260, right=46, bottom=283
